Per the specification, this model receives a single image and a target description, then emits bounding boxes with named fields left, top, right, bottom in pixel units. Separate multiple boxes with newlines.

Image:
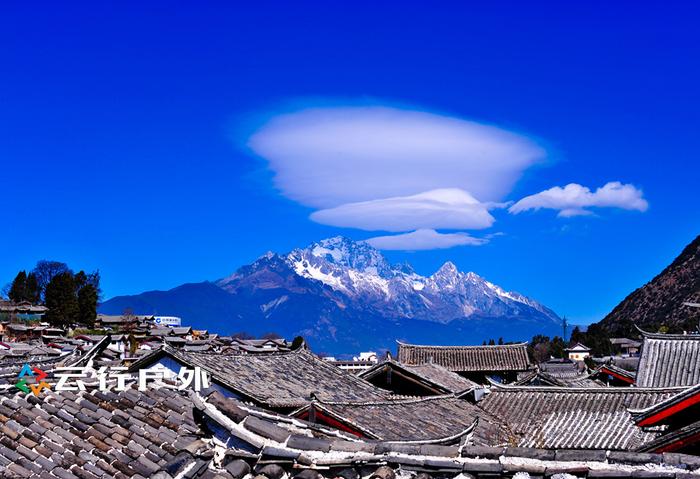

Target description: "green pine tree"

left=44, top=272, right=79, bottom=328
left=25, top=273, right=40, bottom=304
left=77, top=283, right=98, bottom=327
left=8, top=271, right=27, bottom=302
left=550, top=336, right=566, bottom=359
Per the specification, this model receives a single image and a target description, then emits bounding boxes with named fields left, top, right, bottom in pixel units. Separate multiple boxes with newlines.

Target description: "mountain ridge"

left=597, top=234, right=700, bottom=336
left=100, top=236, right=562, bottom=354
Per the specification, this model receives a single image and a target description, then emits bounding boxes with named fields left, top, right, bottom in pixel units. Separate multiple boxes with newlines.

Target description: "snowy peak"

left=435, top=261, right=459, bottom=276
left=284, top=237, right=559, bottom=323
left=432, top=261, right=463, bottom=281
left=216, top=236, right=560, bottom=326
left=301, top=236, right=395, bottom=278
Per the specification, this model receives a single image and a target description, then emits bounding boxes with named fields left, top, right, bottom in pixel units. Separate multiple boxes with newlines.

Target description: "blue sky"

left=1, top=2, right=698, bottom=324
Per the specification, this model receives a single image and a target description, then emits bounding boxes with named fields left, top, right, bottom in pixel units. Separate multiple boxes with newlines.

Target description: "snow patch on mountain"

left=214, top=236, right=560, bottom=328
left=267, top=236, right=560, bottom=324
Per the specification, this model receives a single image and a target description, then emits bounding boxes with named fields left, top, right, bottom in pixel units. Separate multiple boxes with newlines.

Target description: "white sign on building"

left=152, top=316, right=182, bottom=327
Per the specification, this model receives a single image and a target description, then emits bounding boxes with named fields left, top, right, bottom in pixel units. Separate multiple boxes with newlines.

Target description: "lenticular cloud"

left=366, top=229, right=487, bottom=251
left=310, top=188, right=495, bottom=232
left=248, top=106, right=545, bottom=209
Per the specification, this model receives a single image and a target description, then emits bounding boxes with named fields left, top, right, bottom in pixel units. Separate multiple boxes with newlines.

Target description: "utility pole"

left=562, top=316, right=568, bottom=341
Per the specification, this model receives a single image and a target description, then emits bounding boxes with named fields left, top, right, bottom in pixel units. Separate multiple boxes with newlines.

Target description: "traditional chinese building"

left=358, top=359, right=478, bottom=395
left=0, top=300, right=48, bottom=321
left=564, top=342, right=591, bottom=361
left=515, top=359, right=604, bottom=387
left=635, top=328, right=700, bottom=387
left=595, top=363, right=636, bottom=386
left=632, top=382, right=700, bottom=454
left=129, top=346, right=388, bottom=412
left=611, top=337, right=642, bottom=356
left=478, top=382, right=685, bottom=450
left=396, top=340, right=532, bottom=383
left=292, top=395, right=507, bottom=444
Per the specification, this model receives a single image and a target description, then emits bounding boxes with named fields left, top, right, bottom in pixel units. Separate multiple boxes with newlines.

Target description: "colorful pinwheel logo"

left=15, top=364, right=51, bottom=396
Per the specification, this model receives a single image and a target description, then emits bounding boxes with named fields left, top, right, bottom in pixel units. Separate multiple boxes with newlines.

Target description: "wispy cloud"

left=310, top=188, right=495, bottom=232
left=509, top=182, right=649, bottom=217
left=365, top=229, right=487, bottom=251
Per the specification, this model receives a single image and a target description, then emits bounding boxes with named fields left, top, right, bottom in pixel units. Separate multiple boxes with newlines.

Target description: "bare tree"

left=32, top=260, right=70, bottom=301
left=121, top=308, right=136, bottom=333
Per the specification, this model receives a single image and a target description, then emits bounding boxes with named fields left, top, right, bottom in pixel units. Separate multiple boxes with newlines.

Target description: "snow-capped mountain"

left=218, top=236, right=560, bottom=325
left=101, top=236, right=561, bottom=354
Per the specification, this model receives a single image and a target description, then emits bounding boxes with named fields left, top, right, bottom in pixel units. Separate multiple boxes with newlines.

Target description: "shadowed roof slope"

left=359, top=359, right=478, bottom=394
left=635, top=329, right=700, bottom=387
left=131, top=346, right=389, bottom=408
left=397, top=341, right=530, bottom=372
left=403, top=362, right=479, bottom=392
left=478, top=383, right=683, bottom=450
left=630, top=382, right=700, bottom=427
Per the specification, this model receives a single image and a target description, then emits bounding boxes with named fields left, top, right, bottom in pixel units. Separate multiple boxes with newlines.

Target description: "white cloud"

left=365, top=229, right=487, bottom=251
left=248, top=106, right=545, bottom=209
left=246, top=103, right=650, bottom=250
left=508, top=182, right=649, bottom=217
left=310, top=188, right=495, bottom=232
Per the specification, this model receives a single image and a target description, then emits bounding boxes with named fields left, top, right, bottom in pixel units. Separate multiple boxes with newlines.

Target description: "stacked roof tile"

left=396, top=341, right=530, bottom=372
left=635, top=329, right=700, bottom=387
left=293, top=395, right=508, bottom=444
left=402, top=362, right=479, bottom=392
left=359, top=359, right=478, bottom=395
left=131, top=346, right=389, bottom=409
left=0, top=385, right=209, bottom=478
left=478, top=383, right=684, bottom=450
left=0, top=376, right=696, bottom=478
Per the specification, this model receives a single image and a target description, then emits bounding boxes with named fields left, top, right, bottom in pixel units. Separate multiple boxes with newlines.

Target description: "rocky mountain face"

left=101, top=237, right=561, bottom=354
left=597, top=234, right=700, bottom=337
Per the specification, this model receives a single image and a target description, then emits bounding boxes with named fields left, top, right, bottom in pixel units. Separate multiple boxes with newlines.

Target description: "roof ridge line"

left=487, top=380, right=688, bottom=393
left=313, top=393, right=458, bottom=407
left=398, top=341, right=529, bottom=349
left=634, top=324, right=700, bottom=340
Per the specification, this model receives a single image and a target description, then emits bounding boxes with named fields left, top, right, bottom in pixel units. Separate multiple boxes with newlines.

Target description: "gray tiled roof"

left=478, top=383, right=683, bottom=450
left=360, top=359, right=478, bottom=394
left=0, top=379, right=695, bottom=478
left=526, top=360, right=605, bottom=388
left=132, top=346, right=389, bottom=409
left=403, top=362, right=479, bottom=392
left=397, top=341, right=531, bottom=372
left=637, top=419, right=700, bottom=453
left=635, top=329, right=700, bottom=387
left=0, top=385, right=212, bottom=478
left=629, top=382, right=700, bottom=427
left=293, top=395, right=509, bottom=444
left=195, top=391, right=700, bottom=477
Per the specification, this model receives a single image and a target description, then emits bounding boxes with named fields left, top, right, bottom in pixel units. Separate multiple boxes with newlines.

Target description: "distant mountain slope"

left=99, top=282, right=240, bottom=324
left=598, top=234, right=700, bottom=336
left=100, top=237, right=561, bottom=354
